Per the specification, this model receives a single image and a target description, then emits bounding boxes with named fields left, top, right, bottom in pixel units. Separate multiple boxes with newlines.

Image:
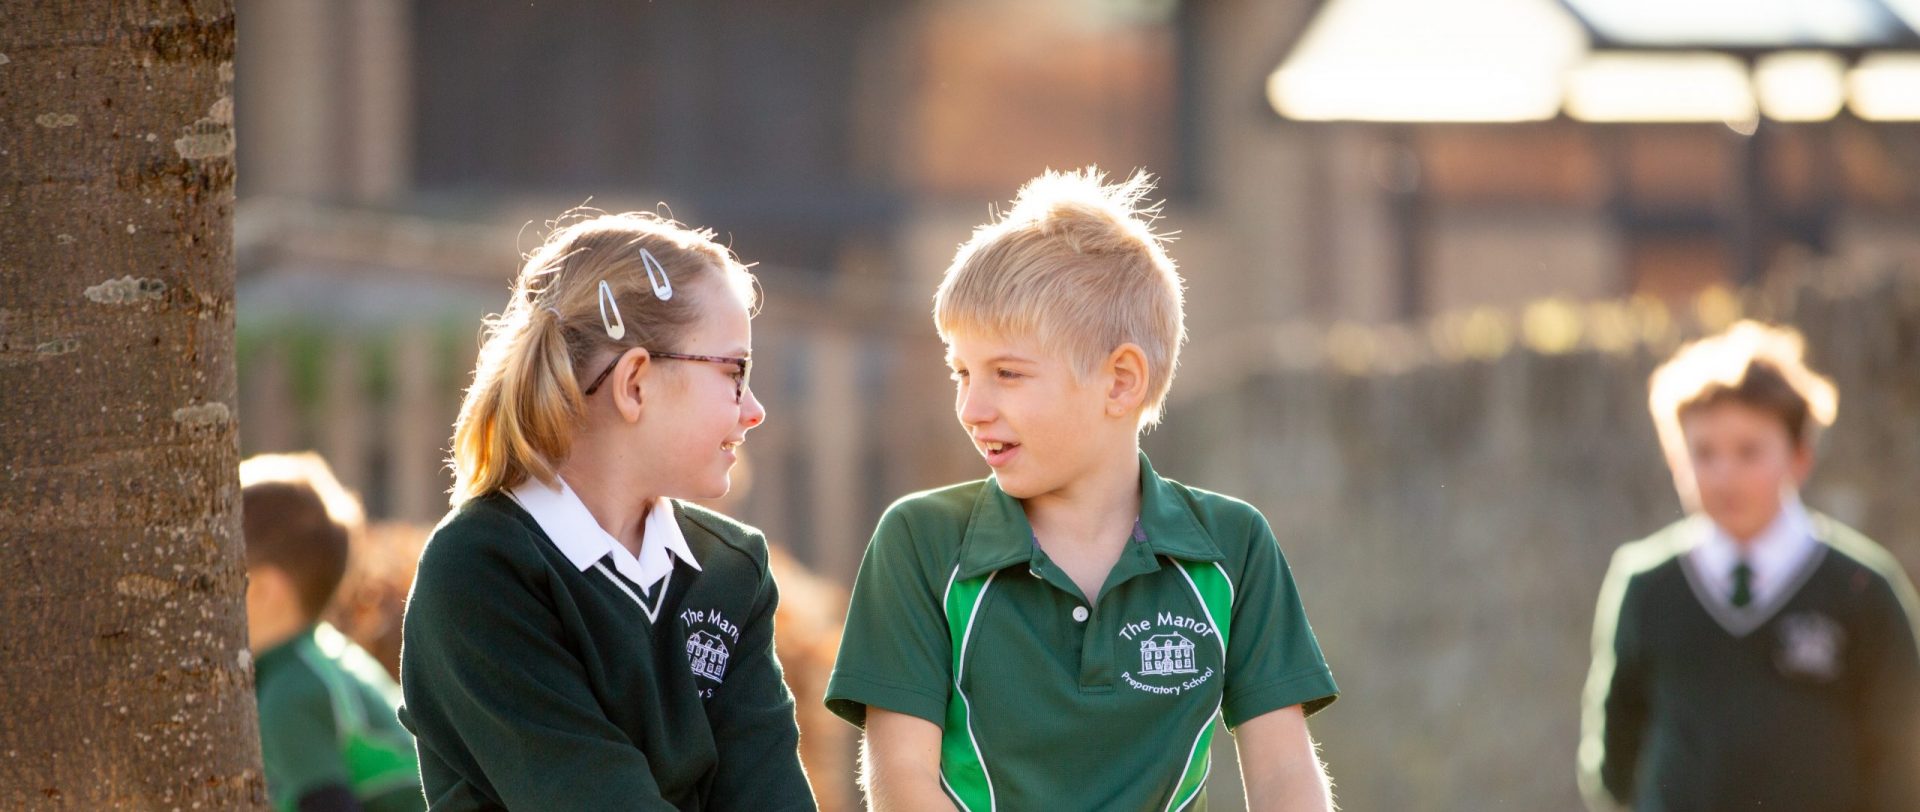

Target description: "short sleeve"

left=1220, top=512, right=1338, bottom=729
left=825, top=505, right=954, bottom=728
left=258, top=670, right=351, bottom=812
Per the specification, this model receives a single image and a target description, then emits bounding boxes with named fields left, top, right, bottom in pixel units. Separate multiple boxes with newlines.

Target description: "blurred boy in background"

left=244, top=452, right=424, bottom=812
left=1580, top=321, right=1920, bottom=811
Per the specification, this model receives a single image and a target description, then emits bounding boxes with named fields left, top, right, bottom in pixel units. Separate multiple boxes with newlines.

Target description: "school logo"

left=1775, top=611, right=1846, bottom=682
left=1140, top=633, right=1198, bottom=676
left=680, top=607, right=742, bottom=695
left=686, top=631, right=730, bottom=682
left=1119, top=613, right=1218, bottom=696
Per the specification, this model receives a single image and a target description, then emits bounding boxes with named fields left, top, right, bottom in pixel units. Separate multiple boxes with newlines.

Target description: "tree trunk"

left=0, top=2, right=263, bottom=808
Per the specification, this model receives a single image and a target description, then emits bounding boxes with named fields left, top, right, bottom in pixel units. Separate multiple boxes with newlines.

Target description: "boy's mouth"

left=979, top=440, right=1020, bottom=467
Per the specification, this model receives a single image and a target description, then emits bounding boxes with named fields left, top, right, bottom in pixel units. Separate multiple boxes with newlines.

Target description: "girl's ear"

left=1104, top=343, right=1149, bottom=418
left=610, top=348, right=650, bottom=423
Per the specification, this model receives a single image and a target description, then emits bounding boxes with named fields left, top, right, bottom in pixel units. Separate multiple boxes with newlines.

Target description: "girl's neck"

left=556, top=443, right=658, bottom=558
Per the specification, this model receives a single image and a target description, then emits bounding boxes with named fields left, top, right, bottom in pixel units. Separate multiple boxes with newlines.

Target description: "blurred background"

left=231, top=1, right=1920, bottom=808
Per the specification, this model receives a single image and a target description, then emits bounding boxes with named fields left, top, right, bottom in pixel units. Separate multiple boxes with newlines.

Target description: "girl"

left=399, top=212, right=816, bottom=811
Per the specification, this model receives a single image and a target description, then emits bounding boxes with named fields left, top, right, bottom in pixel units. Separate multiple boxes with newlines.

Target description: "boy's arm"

left=400, top=535, right=677, bottom=811
left=701, top=552, right=818, bottom=812
left=1859, top=568, right=1920, bottom=812
left=293, top=785, right=365, bottom=812
left=862, top=708, right=960, bottom=812
left=824, top=506, right=959, bottom=808
left=1235, top=705, right=1333, bottom=812
left=1578, top=552, right=1647, bottom=811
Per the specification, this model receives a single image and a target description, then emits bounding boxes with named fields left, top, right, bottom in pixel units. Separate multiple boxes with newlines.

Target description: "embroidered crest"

left=686, top=630, right=730, bottom=682
left=680, top=607, right=742, bottom=697
left=1775, top=611, right=1846, bottom=682
left=1139, top=633, right=1198, bottom=676
left=1118, top=612, right=1218, bottom=695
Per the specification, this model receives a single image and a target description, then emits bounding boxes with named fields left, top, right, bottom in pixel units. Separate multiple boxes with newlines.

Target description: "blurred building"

left=234, top=0, right=1920, bottom=564
left=232, top=2, right=1920, bottom=808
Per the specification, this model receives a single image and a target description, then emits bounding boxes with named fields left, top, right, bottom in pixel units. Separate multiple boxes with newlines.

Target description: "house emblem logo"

left=1139, top=633, right=1198, bottom=676
left=686, top=630, right=731, bottom=682
left=1119, top=612, right=1219, bottom=696
left=1775, top=611, right=1845, bottom=682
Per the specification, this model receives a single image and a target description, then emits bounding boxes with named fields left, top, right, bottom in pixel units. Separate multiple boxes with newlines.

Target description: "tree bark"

left=0, top=1, right=263, bottom=808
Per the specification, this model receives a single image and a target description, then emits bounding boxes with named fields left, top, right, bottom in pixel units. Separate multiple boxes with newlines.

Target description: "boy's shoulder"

left=1601, top=517, right=1699, bottom=603
left=255, top=633, right=336, bottom=721
left=881, top=478, right=993, bottom=530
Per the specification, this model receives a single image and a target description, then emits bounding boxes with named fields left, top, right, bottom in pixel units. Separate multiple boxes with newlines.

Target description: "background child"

left=399, top=212, right=814, bottom=810
left=243, top=452, right=425, bottom=812
left=1579, top=320, right=1920, bottom=811
left=825, top=169, right=1338, bottom=810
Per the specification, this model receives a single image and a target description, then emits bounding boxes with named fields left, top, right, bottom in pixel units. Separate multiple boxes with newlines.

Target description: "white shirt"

left=509, top=476, right=701, bottom=602
left=1688, top=492, right=1820, bottom=610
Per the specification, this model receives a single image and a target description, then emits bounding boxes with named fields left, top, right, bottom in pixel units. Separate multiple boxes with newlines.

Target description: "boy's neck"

left=1021, top=442, right=1143, bottom=550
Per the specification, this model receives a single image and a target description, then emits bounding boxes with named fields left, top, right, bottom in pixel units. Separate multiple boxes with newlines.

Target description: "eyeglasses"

left=583, top=350, right=752, bottom=403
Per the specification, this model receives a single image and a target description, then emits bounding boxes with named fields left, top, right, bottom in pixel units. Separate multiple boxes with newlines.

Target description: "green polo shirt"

left=255, top=624, right=424, bottom=812
left=826, top=453, right=1337, bottom=811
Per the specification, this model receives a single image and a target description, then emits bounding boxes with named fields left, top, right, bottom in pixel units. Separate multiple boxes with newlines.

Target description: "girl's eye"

left=950, top=370, right=969, bottom=381
left=996, top=369, right=1021, bottom=381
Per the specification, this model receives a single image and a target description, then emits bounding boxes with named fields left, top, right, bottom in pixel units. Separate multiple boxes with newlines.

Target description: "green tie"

left=1731, top=561, right=1754, bottom=608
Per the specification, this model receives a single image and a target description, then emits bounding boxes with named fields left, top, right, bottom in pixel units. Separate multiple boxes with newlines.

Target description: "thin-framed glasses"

left=582, top=350, right=752, bottom=403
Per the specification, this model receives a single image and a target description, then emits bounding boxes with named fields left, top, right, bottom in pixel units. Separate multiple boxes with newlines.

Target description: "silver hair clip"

left=597, top=280, right=625, bottom=340
left=639, top=248, right=673, bottom=301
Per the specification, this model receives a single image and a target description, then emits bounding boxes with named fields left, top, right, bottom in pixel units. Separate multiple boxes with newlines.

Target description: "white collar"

left=1692, top=493, right=1817, bottom=586
left=1684, top=492, right=1824, bottom=637
left=509, top=476, right=701, bottom=593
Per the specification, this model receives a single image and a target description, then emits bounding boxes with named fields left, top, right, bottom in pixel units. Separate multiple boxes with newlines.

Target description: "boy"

left=826, top=169, right=1339, bottom=810
left=243, top=452, right=424, bottom=812
left=1579, top=321, right=1920, bottom=811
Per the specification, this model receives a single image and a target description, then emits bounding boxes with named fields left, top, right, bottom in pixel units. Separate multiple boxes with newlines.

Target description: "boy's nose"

left=956, top=387, right=995, bottom=426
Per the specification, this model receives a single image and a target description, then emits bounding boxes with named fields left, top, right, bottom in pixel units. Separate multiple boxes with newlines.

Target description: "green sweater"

left=1580, top=514, right=1920, bottom=812
left=398, top=494, right=815, bottom=811
left=256, top=624, right=424, bottom=812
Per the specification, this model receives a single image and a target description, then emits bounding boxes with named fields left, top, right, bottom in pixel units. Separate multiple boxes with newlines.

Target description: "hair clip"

left=597, top=280, right=625, bottom=340
left=544, top=306, right=562, bottom=320
left=639, top=248, right=673, bottom=301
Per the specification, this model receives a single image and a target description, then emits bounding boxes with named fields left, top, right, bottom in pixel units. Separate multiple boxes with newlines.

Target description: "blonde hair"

left=450, top=211, right=755, bottom=505
left=1648, top=319, right=1838, bottom=504
left=934, top=168, right=1186, bottom=427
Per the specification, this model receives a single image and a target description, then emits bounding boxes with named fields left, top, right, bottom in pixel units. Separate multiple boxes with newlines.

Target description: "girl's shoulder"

left=415, top=493, right=555, bottom=581
left=674, top=500, right=771, bottom=576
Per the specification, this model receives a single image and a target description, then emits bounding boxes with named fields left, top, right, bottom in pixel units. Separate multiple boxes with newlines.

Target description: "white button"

left=1072, top=606, right=1089, bottom=622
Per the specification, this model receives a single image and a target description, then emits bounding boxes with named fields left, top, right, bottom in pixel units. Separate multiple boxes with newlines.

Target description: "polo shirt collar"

left=957, top=451, right=1223, bottom=579
left=509, top=476, right=701, bottom=591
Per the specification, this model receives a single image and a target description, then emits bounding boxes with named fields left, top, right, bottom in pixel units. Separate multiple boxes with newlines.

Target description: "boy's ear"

left=1790, top=437, right=1816, bottom=486
left=1104, top=343, right=1150, bottom=418
left=610, top=348, right=651, bottom=422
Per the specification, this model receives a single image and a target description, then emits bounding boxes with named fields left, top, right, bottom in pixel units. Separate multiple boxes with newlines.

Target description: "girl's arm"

left=862, top=708, right=960, bottom=812
left=703, top=558, right=816, bottom=812
left=1235, top=705, right=1334, bottom=812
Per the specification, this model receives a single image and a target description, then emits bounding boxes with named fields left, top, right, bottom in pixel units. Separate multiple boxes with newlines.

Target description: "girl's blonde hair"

left=934, top=167, right=1186, bottom=427
left=449, top=211, right=754, bottom=505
